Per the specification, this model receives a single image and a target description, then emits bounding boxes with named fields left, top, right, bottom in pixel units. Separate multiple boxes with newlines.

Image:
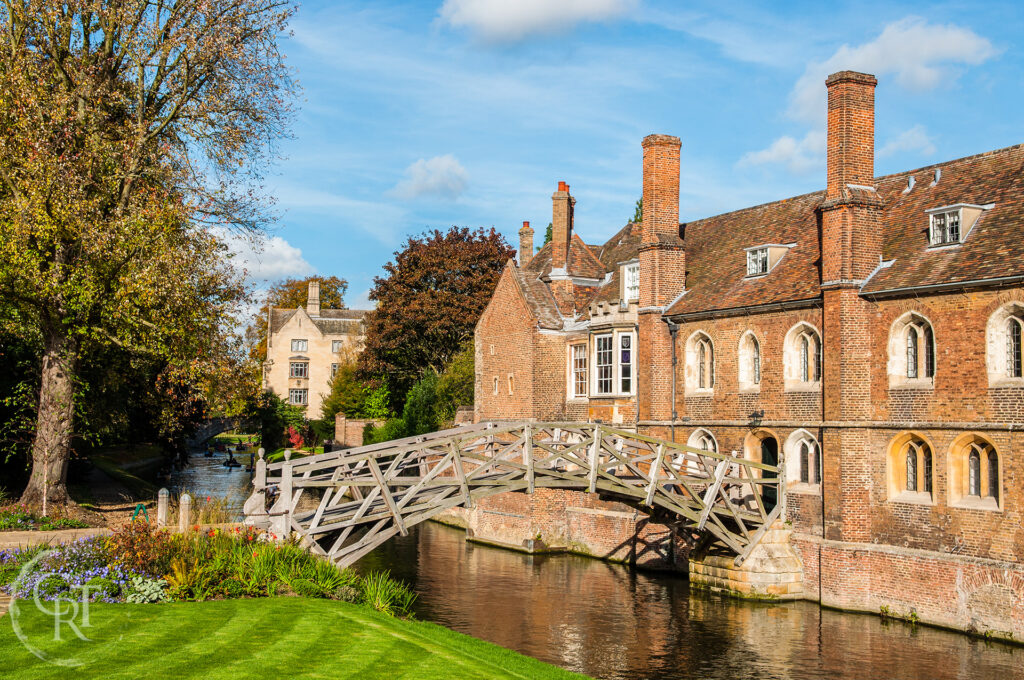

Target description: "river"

left=174, top=450, right=1022, bottom=680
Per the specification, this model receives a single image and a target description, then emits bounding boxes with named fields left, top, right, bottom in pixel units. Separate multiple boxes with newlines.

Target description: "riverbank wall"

left=435, top=490, right=1023, bottom=642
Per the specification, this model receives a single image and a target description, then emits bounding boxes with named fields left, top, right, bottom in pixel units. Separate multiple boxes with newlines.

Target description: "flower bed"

left=0, top=522, right=417, bottom=617
left=0, top=504, right=90, bottom=531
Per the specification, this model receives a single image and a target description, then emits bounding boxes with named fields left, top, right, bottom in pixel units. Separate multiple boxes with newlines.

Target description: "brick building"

left=263, top=281, right=369, bottom=416
left=473, top=71, right=1024, bottom=638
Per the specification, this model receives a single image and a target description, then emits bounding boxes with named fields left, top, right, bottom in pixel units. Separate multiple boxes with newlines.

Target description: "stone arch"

left=684, top=330, right=715, bottom=393
left=948, top=433, right=1002, bottom=510
left=738, top=330, right=761, bottom=390
left=887, top=311, right=936, bottom=387
left=986, top=301, right=1024, bottom=386
left=782, top=322, right=821, bottom=390
left=885, top=431, right=935, bottom=503
left=744, top=429, right=781, bottom=512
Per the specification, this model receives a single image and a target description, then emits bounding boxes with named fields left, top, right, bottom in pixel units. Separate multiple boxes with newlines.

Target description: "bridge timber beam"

left=244, top=421, right=784, bottom=569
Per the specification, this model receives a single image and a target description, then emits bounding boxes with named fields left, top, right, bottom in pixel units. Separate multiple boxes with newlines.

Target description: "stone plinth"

left=689, top=522, right=804, bottom=600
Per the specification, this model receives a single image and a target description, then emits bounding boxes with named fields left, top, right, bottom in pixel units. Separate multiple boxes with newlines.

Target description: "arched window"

left=968, top=448, right=981, bottom=496
left=738, top=332, right=761, bottom=389
left=886, top=433, right=933, bottom=501
left=906, top=448, right=918, bottom=492
left=784, top=430, right=821, bottom=491
left=784, top=324, right=821, bottom=389
left=1008, top=317, right=1023, bottom=378
left=986, top=303, right=1024, bottom=385
left=685, top=332, right=715, bottom=393
left=948, top=435, right=1001, bottom=509
left=679, top=429, right=717, bottom=477
left=889, top=313, right=935, bottom=384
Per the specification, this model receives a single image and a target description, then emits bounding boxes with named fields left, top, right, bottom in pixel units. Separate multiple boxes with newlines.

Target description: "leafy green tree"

left=0, top=0, right=296, bottom=509
left=632, top=198, right=643, bottom=224
left=542, top=222, right=553, bottom=248
left=401, top=371, right=440, bottom=437
left=435, top=342, right=474, bottom=424
left=320, top=364, right=392, bottom=422
left=358, top=226, right=513, bottom=406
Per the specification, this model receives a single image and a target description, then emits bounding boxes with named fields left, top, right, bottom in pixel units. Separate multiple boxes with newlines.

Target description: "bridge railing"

left=245, top=421, right=783, bottom=568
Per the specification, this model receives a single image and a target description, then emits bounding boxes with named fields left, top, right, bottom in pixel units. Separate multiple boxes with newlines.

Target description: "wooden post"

left=178, top=493, right=191, bottom=532
left=524, top=424, right=534, bottom=493
left=157, top=488, right=169, bottom=528
left=243, top=448, right=268, bottom=526
left=588, top=425, right=601, bottom=493
left=644, top=444, right=666, bottom=506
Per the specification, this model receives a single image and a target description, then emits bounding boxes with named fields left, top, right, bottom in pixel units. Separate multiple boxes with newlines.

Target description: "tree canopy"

left=0, top=0, right=297, bottom=508
left=358, top=226, right=512, bottom=405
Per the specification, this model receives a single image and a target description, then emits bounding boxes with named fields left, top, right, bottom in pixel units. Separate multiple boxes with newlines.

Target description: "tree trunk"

left=20, top=330, right=77, bottom=512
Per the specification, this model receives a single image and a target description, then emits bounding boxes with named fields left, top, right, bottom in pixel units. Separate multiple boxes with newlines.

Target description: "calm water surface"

left=168, top=449, right=253, bottom=518
left=356, top=522, right=1022, bottom=680
left=174, top=452, right=1022, bottom=680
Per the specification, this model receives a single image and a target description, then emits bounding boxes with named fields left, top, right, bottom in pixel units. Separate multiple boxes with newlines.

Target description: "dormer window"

left=744, top=243, right=794, bottom=277
left=926, top=204, right=993, bottom=247
left=746, top=248, right=769, bottom=276
left=929, top=209, right=960, bottom=245
left=622, top=262, right=640, bottom=302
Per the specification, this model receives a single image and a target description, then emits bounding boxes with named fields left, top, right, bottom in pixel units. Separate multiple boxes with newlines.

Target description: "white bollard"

left=157, top=488, right=169, bottom=528
left=178, top=493, right=192, bottom=532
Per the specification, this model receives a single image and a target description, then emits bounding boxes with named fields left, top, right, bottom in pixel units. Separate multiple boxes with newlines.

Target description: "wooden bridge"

left=243, top=422, right=783, bottom=569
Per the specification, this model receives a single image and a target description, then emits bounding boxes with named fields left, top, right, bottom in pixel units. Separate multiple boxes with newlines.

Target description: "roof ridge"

left=682, top=188, right=826, bottom=226
left=873, top=142, right=1024, bottom=183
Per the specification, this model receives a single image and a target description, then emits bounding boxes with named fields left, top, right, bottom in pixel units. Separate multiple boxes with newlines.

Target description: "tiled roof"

left=269, top=307, right=369, bottom=336
left=318, top=309, right=369, bottom=320
left=863, top=144, right=1024, bottom=294
left=269, top=308, right=296, bottom=334
left=664, top=191, right=824, bottom=316
left=664, top=143, right=1024, bottom=317
left=512, top=264, right=563, bottom=329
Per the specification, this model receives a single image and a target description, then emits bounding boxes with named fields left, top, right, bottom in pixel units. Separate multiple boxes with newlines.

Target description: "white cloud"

left=789, top=17, right=996, bottom=124
left=878, top=124, right=936, bottom=158
left=738, top=130, right=825, bottom=175
left=390, top=154, right=469, bottom=200
left=439, top=0, right=637, bottom=42
left=348, top=288, right=376, bottom=311
left=743, top=17, right=995, bottom=173
left=220, top=231, right=314, bottom=283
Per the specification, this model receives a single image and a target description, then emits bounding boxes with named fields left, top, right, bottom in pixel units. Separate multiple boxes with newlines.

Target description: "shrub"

left=85, top=576, right=120, bottom=600
left=359, top=570, right=417, bottom=618
left=125, top=576, right=170, bottom=604
left=106, top=521, right=176, bottom=576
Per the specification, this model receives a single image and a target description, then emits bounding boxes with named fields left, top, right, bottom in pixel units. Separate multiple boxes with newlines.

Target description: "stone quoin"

left=471, top=70, right=1024, bottom=640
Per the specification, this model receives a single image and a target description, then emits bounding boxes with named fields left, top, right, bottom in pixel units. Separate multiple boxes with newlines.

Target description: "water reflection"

left=356, top=522, right=1021, bottom=680
left=167, top=450, right=252, bottom=519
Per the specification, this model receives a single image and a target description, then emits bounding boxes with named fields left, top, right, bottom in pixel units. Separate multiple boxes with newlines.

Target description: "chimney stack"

left=825, top=71, right=876, bottom=199
left=641, top=135, right=681, bottom=245
left=551, top=181, right=573, bottom=271
left=306, top=280, right=320, bottom=316
left=518, top=221, right=534, bottom=267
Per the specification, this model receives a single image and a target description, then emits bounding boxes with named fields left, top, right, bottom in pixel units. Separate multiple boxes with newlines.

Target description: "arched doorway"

left=760, top=437, right=779, bottom=512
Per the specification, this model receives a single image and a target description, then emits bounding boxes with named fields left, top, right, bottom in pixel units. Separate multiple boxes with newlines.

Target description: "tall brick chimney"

left=641, top=135, right=681, bottom=247
left=826, top=70, right=877, bottom=200
left=518, top=221, right=534, bottom=268
left=637, top=134, right=685, bottom=426
left=820, top=71, right=882, bottom=546
left=551, top=181, right=573, bottom=272
left=306, top=279, right=320, bottom=316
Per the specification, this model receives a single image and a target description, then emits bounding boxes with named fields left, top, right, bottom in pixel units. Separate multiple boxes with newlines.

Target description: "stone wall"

left=333, top=414, right=383, bottom=448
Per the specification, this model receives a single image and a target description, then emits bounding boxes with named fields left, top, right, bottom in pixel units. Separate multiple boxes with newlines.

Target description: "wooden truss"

left=243, top=422, right=783, bottom=569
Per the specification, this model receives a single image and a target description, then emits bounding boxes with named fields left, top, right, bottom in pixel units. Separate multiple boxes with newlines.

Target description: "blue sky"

left=233, top=0, right=1023, bottom=309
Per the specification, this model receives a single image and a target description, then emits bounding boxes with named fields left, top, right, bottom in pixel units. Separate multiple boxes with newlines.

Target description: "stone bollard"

left=243, top=448, right=269, bottom=528
left=157, top=488, right=170, bottom=528
left=178, top=493, right=192, bottom=533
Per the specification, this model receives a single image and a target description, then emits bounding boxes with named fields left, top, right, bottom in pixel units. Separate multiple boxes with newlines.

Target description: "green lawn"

left=0, top=597, right=587, bottom=680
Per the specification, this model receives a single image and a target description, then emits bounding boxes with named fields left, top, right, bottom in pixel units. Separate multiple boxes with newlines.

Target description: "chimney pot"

left=558, top=181, right=568, bottom=192
left=518, top=220, right=534, bottom=267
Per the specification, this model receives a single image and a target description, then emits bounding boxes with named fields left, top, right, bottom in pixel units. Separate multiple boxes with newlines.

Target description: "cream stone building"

left=263, top=281, right=369, bottom=416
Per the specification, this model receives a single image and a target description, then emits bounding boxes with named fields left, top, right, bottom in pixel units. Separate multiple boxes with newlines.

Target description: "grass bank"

left=0, top=597, right=587, bottom=679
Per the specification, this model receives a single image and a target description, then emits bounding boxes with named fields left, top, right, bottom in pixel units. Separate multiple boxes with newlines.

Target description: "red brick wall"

left=476, top=265, right=537, bottom=421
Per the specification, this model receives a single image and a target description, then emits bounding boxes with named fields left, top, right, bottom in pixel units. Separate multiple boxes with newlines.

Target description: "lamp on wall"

left=747, top=409, right=764, bottom=429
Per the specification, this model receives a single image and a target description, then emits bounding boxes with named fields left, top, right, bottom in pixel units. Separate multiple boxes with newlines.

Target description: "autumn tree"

left=248, top=275, right=348, bottom=361
left=0, top=1, right=296, bottom=509
left=359, top=227, right=513, bottom=405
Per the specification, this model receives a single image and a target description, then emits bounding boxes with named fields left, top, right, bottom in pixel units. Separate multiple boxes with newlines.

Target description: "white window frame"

left=618, top=333, right=633, bottom=394
left=594, top=334, right=614, bottom=395
left=332, top=340, right=343, bottom=353
left=623, top=262, right=640, bottom=302
left=289, top=361, right=308, bottom=379
left=746, top=248, right=769, bottom=276
left=929, top=208, right=962, bottom=246
left=569, top=344, right=588, bottom=398
left=289, top=388, right=308, bottom=405
left=331, top=363, right=340, bottom=378
left=291, top=338, right=308, bottom=352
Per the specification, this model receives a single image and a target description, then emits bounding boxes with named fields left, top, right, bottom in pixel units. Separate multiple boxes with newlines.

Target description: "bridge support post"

left=689, top=520, right=804, bottom=600
left=243, top=448, right=270, bottom=528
